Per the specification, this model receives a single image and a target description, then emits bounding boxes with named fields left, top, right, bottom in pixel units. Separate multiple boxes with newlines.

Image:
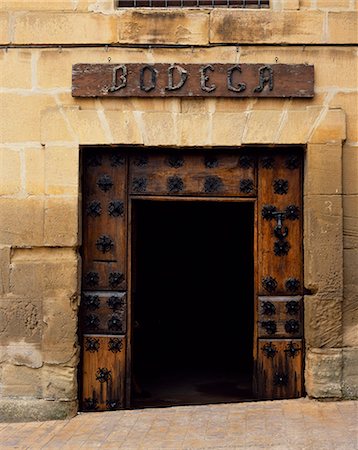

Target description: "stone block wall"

left=0, top=0, right=357, bottom=420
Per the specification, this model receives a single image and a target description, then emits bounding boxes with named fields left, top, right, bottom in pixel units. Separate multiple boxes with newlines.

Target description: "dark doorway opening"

left=131, top=200, right=255, bottom=408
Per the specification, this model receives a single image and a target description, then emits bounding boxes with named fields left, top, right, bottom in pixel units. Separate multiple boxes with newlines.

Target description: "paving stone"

left=0, top=399, right=357, bottom=449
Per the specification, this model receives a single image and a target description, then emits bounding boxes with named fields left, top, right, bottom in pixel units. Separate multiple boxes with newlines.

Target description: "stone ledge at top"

left=1, top=10, right=357, bottom=46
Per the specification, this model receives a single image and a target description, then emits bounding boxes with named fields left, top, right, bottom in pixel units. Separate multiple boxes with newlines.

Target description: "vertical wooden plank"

left=82, top=148, right=127, bottom=291
left=258, top=150, right=303, bottom=296
left=257, top=339, right=303, bottom=399
left=256, top=148, right=303, bottom=399
left=81, top=335, right=126, bottom=411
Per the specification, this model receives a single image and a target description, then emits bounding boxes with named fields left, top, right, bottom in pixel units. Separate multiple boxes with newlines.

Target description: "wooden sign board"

left=72, top=63, right=314, bottom=98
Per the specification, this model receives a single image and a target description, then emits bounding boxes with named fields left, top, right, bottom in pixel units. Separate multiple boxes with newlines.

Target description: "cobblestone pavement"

left=0, top=398, right=357, bottom=449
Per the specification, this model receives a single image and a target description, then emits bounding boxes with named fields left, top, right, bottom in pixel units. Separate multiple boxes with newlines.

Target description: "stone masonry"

left=0, top=0, right=357, bottom=421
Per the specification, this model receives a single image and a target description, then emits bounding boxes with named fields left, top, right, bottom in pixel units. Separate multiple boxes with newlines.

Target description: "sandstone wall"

left=0, top=0, right=357, bottom=420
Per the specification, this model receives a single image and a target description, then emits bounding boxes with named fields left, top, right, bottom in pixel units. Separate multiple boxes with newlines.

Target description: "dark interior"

left=131, top=200, right=254, bottom=408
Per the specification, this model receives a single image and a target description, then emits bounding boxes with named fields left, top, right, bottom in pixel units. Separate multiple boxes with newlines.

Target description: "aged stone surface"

left=42, top=364, right=77, bottom=401
left=305, top=143, right=342, bottom=195
left=310, top=109, right=346, bottom=144
left=44, top=198, right=79, bottom=246
left=211, top=112, right=247, bottom=146
left=331, top=93, right=358, bottom=142
left=243, top=110, right=282, bottom=144
left=117, top=10, right=210, bottom=45
left=343, top=196, right=358, bottom=249
left=304, top=296, right=342, bottom=348
left=278, top=108, right=322, bottom=144
left=45, top=147, right=79, bottom=196
left=304, top=195, right=343, bottom=299
left=343, top=144, right=358, bottom=195
left=0, top=149, right=21, bottom=195
left=0, top=94, right=56, bottom=143
left=328, top=11, right=358, bottom=44
left=0, top=399, right=77, bottom=422
left=0, top=198, right=44, bottom=246
left=1, top=364, right=42, bottom=397
left=342, top=348, right=358, bottom=398
left=0, top=50, right=32, bottom=89
left=0, top=246, right=10, bottom=295
left=210, top=10, right=325, bottom=44
left=305, top=348, right=343, bottom=398
left=343, top=248, right=358, bottom=347
left=42, top=296, right=78, bottom=364
left=104, top=111, right=143, bottom=145
left=9, top=248, right=78, bottom=297
left=12, top=12, right=117, bottom=45
left=25, top=148, right=46, bottom=196
left=0, top=298, right=42, bottom=343
left=0, top=12, right=9, bottom=44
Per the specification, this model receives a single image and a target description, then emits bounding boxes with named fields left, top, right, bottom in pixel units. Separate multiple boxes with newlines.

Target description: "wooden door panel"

left=257, top=339, right=303, bottom=399
left=258, top=296, right=303, bottom=338
left=82, top=149, right=127, bottom=291
left=256, top=150, right=303, bottom=399
left=129, top=151, right=256, bottom=197
left=258, top=151, right=302, bottom=296
left=81, top=335, right=126, bottom=411
left=81, top=292, right=127, bottom=335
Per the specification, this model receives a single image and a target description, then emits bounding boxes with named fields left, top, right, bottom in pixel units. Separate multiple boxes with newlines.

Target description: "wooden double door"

left=79, top=147, right=304, bottom=411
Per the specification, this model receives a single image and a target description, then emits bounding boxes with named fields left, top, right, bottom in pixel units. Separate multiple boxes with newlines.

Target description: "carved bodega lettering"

left=72, top=63, right=314, bottom=98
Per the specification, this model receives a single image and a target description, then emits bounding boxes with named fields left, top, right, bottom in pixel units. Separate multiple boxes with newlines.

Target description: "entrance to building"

left=79, top=147, right=304, bottom=412
left=131, top=201, right=254, bottom=407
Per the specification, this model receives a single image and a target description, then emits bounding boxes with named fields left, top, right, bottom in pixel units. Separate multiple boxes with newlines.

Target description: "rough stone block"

left=304, top=195, right=343, bottom=299
left=25, top=147, right=45, bottom=195
left=331, top=93, right=358, bottom=143
left=141, top=112, right=177, bottom=146
left=278, top=108, right=321, bottom=144
left=343, top=249, right=358, bottom=347
left=41, top=107, right=75, bottom=143
left=42, top=296, right=78, bottom=364
left=309, top=109, right=346, bottom=144
left=0, top=298, right=42, bottom=343
left=0, top=13, right=9, bottom=44
left=343, top=145, right=358, bottom=195
left=304, top=296, right=342, bottom=348
left=104, top=111, right=143, bottom=145
left=343, top=196, right=358, bottom=249
left=0, top=198, right=44, bottom=246
left=0, top=49, right=32, bottom=89
left=0, top=341, right=43, bottom=369
left=305, top=348, right=343, bottom=398
left=13, top=12, right=117, bottom=45
left=0, top=398, right=77, bottom=421
left=179, top=113, right=211, bottom=147
left=1, top=364, right=42, bottom=398
left=45, top=147, right=79, bottom=195
left=317, top=0, right=350, bottom=8
left=10, top=247, right=78, bottom=298
left=210, top=10, right=325, bottom=44
left=0, top=94, right=56, bottom=143
left=44, top=197, right=79, bottom=246
left=328, top=11, right=358, bottom=44
left=243, top=110, right=282, bottom=144
left=63, top=108, right=107, bottom=145
left=0, top=0, right=99, bottom=11
left=342, top=348, right=358, bottom=398
left=211, top=112, right=246, bottom=146
left=117, top=10, right=209, bottom=45
left=42, top=364, right=77, bottom=401
left=0, top=246, right=10, bottom=295
left=0, top=148, right=21, bottom=195
left=305, top=143, right=342, bottom=195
